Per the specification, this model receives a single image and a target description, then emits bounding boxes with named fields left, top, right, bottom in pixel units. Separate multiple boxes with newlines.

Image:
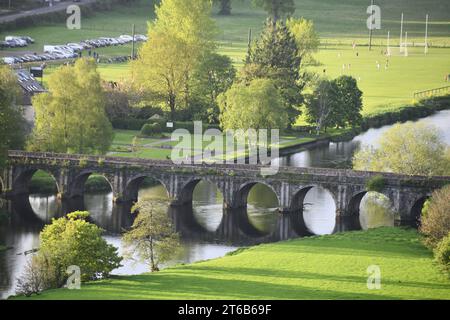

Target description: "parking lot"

left=1, top=34, right=147, bottom=65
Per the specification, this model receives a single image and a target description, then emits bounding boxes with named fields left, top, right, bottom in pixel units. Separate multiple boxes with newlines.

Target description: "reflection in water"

left=29, top=194, right=61, bottom=223
left=191, top=181, right=224, bottom=232
left=247, top=184, right=278, bottom=235
left=303, top=187, right=337, bottom=235
left=359, top=192, right=395, bottom=230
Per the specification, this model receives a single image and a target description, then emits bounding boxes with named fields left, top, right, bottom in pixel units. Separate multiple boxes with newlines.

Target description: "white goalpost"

left=398, top=13, right=430, bottom=56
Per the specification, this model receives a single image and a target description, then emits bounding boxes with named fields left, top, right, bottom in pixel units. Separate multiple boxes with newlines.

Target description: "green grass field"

left=14, top=228, right=450, bottom=300
left=3, top=0, right=448, bottom=118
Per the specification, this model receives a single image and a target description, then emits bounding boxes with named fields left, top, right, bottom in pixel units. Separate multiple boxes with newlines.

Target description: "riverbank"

left=12, top=227, right=450, bottom=300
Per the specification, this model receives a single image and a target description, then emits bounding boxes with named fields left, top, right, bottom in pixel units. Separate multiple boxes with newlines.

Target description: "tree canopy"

left=353, top=123, right=450, bottom=176
left=132, top=0, right=217, bottom=121
left=286, top=17, right=320, bottom=64
left=304, top=75, right=363, bottom=133
left=0, top=66, right=26, bottom=169
left=122, top=200, right=180, bottom=272
left=243, top=20, right=303, bottom=126
left=29, top=59, right=113, bottom=154
left=218, top=78, right=288, bottom=131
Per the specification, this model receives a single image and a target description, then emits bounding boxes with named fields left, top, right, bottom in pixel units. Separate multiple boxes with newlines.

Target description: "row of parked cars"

left=2, top=34, right=148, bottom=65
left=0, top=36, right=35, bottom=49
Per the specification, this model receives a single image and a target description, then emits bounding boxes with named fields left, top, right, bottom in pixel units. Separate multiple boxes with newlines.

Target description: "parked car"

left=2, top=57, right=15, bottom=65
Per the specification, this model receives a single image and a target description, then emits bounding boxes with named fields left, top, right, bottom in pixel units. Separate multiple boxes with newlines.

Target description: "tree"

left=353, top=123, right=450, bottom=176
left=214, top=0, right=232, bottom=15
left=303, top=78, right=338, bottom=134
left=434, top=232, right=450, bottom=277
left=286, top=17, right=320, bottom=64
left=190, top=53, right=236, bottom=123
left=243, top=20, right=303, bottom=125
left=252, top=0, right=295, bottom=22
left=420, top=186, right=450, bottom=249
left=132, top=0, right=216, bottom=120
left=218, top=78, right=288, bottom=131
left=122, top=200, right=180, bottom=272
left=38, top=211, right=121, bottom=286
left=0, top=65, right=26, bottom=169
left=29, top=59, right=113, bottom=154
left=334, top=76, right=363, bottom=128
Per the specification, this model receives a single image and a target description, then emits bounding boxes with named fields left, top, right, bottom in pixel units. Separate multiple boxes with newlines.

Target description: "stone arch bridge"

left=2, top=151, right=449, bottom=230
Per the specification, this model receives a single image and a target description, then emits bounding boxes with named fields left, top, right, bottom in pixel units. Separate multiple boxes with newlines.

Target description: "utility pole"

left=425, top=14, right=429, bottom=54
left=400, top=13, right=404, bottom=53
left=131, top=24, right=136, bottom=60
left=368, top=0, right=374, bottom=51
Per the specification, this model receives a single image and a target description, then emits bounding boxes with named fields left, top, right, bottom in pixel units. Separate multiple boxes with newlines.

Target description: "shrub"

left=141, top=123, right=163, bottom=137
left=38, top=211, right=122, bottom=287
left=420, top=185, right=450, bottom=248
left=366, top=175, right=386, bottom=193
left=434, top=233, right=450, bottom=277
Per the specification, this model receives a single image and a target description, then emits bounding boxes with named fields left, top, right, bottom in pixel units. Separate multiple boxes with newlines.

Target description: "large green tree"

left=190, top=53, right=236, bottom=123
left=29, top=59, right=113, bottom=154
left=132, top=0, right=216, bottom=120
left=218, top=78, right=288, bottom=131
left=0, top=66, right=25, bottom=169
left=303, top=78, right=338, bottom=134
left=304, top=75, right=363, bottom=133
left=353, top=123, right=450, bottom=176
left=253, top=0, right=295, bottom=22
left=243, top=20, right=303, bottom=125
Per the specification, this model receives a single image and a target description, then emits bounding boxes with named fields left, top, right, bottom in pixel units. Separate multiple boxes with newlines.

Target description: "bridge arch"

left=14, top=168, right=61, bottom=196
left=290, top=185, right=338, bottom=235
left=348, top=190, right=396, bottom=230
left=410, top=195, right=430, bottom=227
left=123, top=174, right=170, bottom=203
left=233, top=181, right=280, bottom=209
left=70, top=170, right=114, bottom=198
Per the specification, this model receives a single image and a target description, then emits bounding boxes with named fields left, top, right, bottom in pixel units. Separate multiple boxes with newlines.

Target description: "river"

left=1, top=110, right=449, bottom=299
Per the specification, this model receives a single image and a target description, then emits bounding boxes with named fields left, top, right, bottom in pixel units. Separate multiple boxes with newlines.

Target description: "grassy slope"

left=17, top=228, right=450, bottom=300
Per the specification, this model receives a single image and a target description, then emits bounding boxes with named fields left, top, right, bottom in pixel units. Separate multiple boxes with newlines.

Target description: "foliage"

left=303, top=78, right=338, bottom=134
left=214, top=0, right=232, bottom=15
left=38, top=211, right=122, bottom=286
left=303, top=75, right=363, bottom=133
left=420, top=186, right=450, bottom=249
left=333, top=76, right=363, bottom=128
left=15, top=257, right=46, bottom=297
left=434, top=233, right=450, bottom=278
left=353, top=123, right=450, bottom=176
left=218, top=78, right=288, bottom=131
left=359, top=193, right=395, bottom=230
left=190, top=53, right=236, bottom=124
left=132, top=0, right=217, bottom=120
left=366, top=175, right=386, bottom=193
left=141, top=123, right=163, bottom=137
left=286, top=17, right=320, bottom=64
left=122, top=200, right=180, bottom=272
left=29, top=59, right=113, bottom=154
left=0, top=66, right=26, bottom=169
left=252, top=0, right=295, bottom=22
left=243, top=19, right=303, bottom=125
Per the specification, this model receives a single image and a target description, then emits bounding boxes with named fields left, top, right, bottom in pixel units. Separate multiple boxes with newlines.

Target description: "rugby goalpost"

left=398, top=13, right=430, bottom=56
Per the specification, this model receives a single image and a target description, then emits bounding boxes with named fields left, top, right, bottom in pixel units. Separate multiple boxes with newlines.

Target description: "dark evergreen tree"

left=253, top=0, right=295, bottom=22
left=243, top=19, right=303, bottom=126
left=214, top=0, right=232, bottom=15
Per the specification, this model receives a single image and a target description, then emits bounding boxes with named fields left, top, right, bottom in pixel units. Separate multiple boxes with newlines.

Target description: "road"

left=0, top=0, right=97, bottom=24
